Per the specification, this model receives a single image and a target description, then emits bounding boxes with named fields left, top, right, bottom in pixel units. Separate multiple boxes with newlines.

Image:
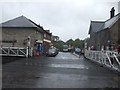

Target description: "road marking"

left=50, top=64, right=89, bottom=69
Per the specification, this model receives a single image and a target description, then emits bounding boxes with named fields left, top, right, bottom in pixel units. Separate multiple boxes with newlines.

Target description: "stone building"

left=88, top=7, right=120, bottom=50
left=0, top=16, right=44, bottom=47
left=88, top=21, right=104, bottom=50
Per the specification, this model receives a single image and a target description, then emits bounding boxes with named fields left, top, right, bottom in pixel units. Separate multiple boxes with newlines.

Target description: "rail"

left=0, top=47, right=33, bottom=57
left=85, top=50, right=120, bottom=72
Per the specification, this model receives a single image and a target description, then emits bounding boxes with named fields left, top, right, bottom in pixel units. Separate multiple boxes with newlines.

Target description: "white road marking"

left=50, top=64, right=89, bottom=69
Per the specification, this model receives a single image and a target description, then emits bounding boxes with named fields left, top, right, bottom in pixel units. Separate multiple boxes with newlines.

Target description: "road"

left=2, top=52, right=120, bottom=88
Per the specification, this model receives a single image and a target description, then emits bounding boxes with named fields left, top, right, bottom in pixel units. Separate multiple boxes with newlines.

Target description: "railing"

left=0, top=47, right=33, bottom=57
left=85, top=50, right=120, bottom=72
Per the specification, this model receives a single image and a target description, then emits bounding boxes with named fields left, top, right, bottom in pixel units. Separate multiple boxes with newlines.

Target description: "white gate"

left=0, top=47, right=33, bottom=57
left=85, top=50, right=120, bottom=72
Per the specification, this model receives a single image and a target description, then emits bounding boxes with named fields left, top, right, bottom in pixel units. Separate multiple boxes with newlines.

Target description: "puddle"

left=24, top=62, right=89, bottom=69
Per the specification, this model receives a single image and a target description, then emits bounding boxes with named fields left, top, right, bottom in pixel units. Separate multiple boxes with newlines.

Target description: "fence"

left=0, top=47, right=33, bottom=57
left=85, top=50, right=120, bottom=72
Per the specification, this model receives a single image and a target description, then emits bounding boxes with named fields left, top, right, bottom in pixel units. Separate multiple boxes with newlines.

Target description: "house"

left=52, top=35, right=59, bottom=42
left=88, top=7, right=120, bottom=50
left=27, top=20, right=52, bottom=48
left=0, top=16, right=44, bottom=47
left=43, top=30, right=52, bottom=44
left=88, top=21, right=105, bottom=50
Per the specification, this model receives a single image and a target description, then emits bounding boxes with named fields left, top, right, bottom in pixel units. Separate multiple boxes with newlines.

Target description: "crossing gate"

left=85, top=50, right=120, bottom=72
left=0, top=47, right=33, bottom=57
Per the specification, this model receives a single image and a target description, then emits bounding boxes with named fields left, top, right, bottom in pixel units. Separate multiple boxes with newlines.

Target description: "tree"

left=74, top=38, right=80, bottom=47
left=65, top=38, right=84, bottom=49
left=74, top=38, right=84, bottom=49
left=53, top=40, right=65, bottom=51
left=52, top=35, right=59, bottom=42
left=52, top=37, right=85, bottom=51
left=66, top=39, right=74, bottom=46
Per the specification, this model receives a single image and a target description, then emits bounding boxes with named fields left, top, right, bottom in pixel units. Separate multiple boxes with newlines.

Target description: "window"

left=44, top=34, right=46, bottom=38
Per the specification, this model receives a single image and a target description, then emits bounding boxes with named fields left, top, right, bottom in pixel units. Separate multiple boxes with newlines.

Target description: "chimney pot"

left=110, top=7, right=115, bottom=18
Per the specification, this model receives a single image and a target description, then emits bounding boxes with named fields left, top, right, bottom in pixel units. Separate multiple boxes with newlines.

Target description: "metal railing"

left=0, top=47, right=33, bottom=57
left=85, top=50, right=120, bottom=72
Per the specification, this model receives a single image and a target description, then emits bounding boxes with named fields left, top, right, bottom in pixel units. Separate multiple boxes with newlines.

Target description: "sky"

left=0, top=0, right=119, bottom=42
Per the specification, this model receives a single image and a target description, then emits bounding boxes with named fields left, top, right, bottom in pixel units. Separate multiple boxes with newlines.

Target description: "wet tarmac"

left=2, top=52, right=120, bottom=88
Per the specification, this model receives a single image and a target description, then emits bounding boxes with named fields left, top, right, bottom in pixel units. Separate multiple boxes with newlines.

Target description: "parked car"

left=68, top=48, right=72, bottom=52
left=75, top=48, right=81, bottom=54
left=46, top=48, right=59, bottom=57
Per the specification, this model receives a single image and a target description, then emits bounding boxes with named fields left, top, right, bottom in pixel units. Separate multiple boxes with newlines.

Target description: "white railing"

left=0, top=47, right=33, bottom=57
left=85, top=50, right=120, bottom=72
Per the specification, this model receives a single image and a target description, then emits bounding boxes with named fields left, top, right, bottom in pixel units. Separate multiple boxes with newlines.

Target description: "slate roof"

left=88, top=21, right=104, bottom=34
left=28, top=19, right=44, bottom=33
left=44, top=30, right=52, bottom=36
left=99, top=13, right=120, bottom=31
left=0, top=16, right=37, bottom=28
left=0, top=15, right=45, bottom=33
left=28, top=19, right=51, bottom=35
left=89, top=13, right=120, bottom=34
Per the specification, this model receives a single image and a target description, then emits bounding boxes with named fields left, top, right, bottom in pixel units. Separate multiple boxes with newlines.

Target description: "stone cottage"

left=0, top=16, right=44, bottom=47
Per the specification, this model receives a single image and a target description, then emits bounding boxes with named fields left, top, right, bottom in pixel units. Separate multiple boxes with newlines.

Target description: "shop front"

left=34, top=40, right=43, bottom=56
left=42, top=39, right=52, bottom=55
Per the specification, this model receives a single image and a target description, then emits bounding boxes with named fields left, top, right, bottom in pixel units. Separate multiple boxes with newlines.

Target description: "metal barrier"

left=0, top=47, right=33, bottom=57
left=85, top=50, right=120, bottom=72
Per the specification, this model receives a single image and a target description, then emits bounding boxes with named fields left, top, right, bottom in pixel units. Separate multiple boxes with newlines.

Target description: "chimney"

left=110, top=7, right=115, bottom=18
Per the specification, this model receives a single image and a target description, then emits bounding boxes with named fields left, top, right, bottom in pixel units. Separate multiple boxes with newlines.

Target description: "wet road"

left=2, top=52, right=120, bottom=88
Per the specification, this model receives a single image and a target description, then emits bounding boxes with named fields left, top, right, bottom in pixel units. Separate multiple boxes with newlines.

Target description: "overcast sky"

left=0, top=0, right=119, bottom=41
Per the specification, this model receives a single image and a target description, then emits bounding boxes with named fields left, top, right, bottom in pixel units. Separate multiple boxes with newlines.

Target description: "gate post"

left=26, top=47, right=28, bottom=58
left=8, top=47, right=10, bottom=56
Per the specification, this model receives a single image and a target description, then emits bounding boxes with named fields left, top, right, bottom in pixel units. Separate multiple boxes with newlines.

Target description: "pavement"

left=2, top=52, right=120, bottom=88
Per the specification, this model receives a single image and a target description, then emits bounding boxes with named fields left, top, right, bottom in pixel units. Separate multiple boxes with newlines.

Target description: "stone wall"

left=86, top=17, right=119, bottom=50
left=110, top=18, right=119, bottom=44
left=2, top=28, right=43, bottom=47
left=95, top=18, right=119, bottom=50
left=118, top=18, right=120, bottom=44
left=89, top=32, right=96, bottom=47
left=96, top=29, right=110, bottom=50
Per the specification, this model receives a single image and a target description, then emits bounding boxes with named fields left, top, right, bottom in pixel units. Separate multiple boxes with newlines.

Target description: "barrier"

left=0, top=47, right=33, bottom=57
left=85, top=50, right=120, bottom=72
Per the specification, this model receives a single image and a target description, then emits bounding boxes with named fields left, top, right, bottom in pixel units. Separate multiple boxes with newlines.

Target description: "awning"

left=43, top=39, right=51, bottom=43
left=36, top=40, right=43, bottom=43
